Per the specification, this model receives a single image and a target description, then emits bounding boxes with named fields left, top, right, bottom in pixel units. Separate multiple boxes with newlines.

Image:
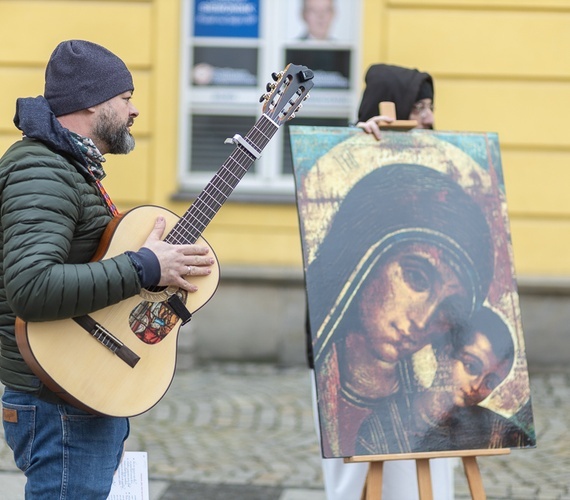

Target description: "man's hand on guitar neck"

left=140, top=216, right=215, bottom=292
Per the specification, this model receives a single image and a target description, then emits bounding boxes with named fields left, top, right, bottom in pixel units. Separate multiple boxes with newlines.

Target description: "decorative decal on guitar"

left=129, top=290, right=189, bottom=344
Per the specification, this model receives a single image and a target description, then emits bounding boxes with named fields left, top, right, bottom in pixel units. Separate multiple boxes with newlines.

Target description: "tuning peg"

left=271, top=71, right=282, bottom=81
left=299, top=69, right=314, bottom=82
left=266, top=82, right=275, bottom=92
left=259, top=93, right=269, bottom=103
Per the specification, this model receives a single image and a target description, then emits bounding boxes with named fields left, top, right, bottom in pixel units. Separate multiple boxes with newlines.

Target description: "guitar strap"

left=94, top=179, right=120, bottom=217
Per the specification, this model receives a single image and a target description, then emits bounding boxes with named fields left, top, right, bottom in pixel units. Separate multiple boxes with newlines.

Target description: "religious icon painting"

left=290, top=127, right=536, bottom=458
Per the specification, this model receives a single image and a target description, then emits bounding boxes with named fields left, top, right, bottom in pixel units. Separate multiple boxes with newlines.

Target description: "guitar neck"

left=165, top=114, right=279, bottom=245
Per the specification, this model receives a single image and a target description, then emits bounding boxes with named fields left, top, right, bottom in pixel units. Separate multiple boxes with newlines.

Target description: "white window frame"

left=178, top=0, right=363, bottom=199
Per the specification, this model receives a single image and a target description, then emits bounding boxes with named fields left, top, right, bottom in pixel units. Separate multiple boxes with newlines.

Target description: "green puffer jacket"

left=0, top=115, right=141, bottom=395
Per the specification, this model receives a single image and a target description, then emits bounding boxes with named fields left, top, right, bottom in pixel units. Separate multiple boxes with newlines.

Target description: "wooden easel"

left=345, top=448, right=510, bottom=500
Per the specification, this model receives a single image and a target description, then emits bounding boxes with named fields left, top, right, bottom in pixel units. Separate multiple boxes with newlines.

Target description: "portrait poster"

left=290, top=127, right=537, bottom=458
left=281, top=0, right=359, bottom=92
left=282, top=0, right=358, bottom=42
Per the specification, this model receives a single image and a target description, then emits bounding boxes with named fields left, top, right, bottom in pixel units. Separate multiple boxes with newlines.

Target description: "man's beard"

left=94, top=106, right=135, bottom=154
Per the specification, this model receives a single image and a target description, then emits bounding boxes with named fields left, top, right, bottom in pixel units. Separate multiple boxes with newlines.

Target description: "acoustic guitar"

left=15, top=64, right=314, bottom=417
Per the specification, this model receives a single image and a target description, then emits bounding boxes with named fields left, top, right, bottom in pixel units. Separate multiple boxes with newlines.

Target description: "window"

left=179, top=0, right=362, bottom=200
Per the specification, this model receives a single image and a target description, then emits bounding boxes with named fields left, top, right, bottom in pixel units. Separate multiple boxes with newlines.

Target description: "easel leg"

left=416, top=458, right=433, bottom=500
left=462, top=456, right=487, bottom=500
left=349, top=449, right=506, bottom=500
left=361, top=462, right=383, bottom=500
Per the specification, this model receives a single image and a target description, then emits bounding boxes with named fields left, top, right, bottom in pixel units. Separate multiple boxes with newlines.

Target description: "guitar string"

left=168, top=145, right=261, bottom=243
left=166, top=114, right=280, bottom=245
left=200, top=117, right=273, bottom=207
left=167, top=143, right=256, bottom=243
left=166, top=81, right=305, bottom=245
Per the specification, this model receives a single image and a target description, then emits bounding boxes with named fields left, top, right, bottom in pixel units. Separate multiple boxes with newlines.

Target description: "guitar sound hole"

left=139, top=285, right=178, bottom=302
left=129, top=289, right=189, bottom=344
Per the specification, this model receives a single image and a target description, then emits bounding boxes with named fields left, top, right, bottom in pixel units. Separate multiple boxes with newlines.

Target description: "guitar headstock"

left=260, top=64, right=314, bottom=125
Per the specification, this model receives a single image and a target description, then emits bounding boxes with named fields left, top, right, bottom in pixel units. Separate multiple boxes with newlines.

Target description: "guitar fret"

left=194, top=181, right=229, bottom=211
left=217, top=172, right=241, bottom=187
left=227, top=147, right=252, bottom=168
left=211, top=162, right=241, bottom=186
left=209, top=178, right=232, bottom=196
left=176, top=214, right=208, bottom=236
left=249, top=128, right=272, bottom=146
left=193, top=195, right=221, bottom=216
left=201, top=184, right=228, bottom=207
left=182, top=206, right=213, bottom=234
left=169, top=227, right=199, bottom=244
left=197, top=190, right=224, bottom=211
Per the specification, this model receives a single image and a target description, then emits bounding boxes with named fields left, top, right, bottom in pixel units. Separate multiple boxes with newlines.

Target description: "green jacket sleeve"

left=1, top=150, right=141, bottom=322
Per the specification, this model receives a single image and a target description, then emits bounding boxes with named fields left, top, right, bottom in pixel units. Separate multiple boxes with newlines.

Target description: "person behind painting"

left=0, top=40, right=214, bottom=498
left=356, top=63, right=435, bottom=136
left=299, top=0, right=336, bottom=40
left=307, top=64, right=451, bottom=500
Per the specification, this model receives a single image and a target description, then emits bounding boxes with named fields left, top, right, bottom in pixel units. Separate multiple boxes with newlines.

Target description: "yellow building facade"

left=1, top=0, right=569, bottom=278
left=1, top=0, right=569, bottom=365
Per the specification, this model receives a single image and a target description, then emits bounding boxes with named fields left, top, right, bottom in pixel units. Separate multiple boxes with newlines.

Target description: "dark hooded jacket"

left=0, top=96, right=142, bottom=397
left=357, top=64, right=434, bottom=122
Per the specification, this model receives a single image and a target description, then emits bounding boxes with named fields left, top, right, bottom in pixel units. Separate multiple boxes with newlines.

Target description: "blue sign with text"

left=193, top=0, right=260, bottom=38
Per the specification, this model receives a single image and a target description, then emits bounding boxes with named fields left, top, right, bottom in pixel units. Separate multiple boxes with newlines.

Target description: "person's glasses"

left=410, top=101, right=434, bottom=116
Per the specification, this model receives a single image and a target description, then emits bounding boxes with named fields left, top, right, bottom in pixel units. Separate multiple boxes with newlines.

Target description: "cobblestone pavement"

left=1, top=363, right=569, bottom=499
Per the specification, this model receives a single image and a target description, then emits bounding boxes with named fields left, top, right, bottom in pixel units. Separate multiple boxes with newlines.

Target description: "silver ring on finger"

left=186, top=265, right=192, bottom=276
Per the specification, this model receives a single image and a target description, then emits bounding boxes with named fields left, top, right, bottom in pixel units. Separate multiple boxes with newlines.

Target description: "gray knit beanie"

left=44, top=40, right=134, bottom=117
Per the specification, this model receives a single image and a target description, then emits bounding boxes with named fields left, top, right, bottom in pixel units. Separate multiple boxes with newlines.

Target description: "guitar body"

left=16, top=205, right=220, bottom=417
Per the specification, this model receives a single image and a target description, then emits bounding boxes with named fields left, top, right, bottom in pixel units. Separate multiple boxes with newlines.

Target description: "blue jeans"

left=2, top=388, right=129, bottom=499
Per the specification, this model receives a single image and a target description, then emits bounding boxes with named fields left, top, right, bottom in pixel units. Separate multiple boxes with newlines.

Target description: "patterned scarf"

left=70, top=132, right=120, bottom=216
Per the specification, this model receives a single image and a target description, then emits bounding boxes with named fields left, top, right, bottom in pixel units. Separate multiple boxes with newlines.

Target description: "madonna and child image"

left=290, top=127, right=536, bottom=458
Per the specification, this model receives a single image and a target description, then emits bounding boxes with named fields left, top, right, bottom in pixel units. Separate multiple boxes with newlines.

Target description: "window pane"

left=192, top=47, right=258, bottom=87
left=190, top=115, right=258, bottom=173
left=285, top=48, right=351, bottom=89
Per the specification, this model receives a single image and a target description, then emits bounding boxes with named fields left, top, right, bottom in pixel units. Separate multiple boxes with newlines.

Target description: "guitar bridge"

left=73, top=315, right=140, bottom=368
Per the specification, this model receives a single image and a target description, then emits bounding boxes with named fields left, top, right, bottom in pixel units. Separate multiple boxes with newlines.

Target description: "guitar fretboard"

left=165, top=114, right=279, bottom=245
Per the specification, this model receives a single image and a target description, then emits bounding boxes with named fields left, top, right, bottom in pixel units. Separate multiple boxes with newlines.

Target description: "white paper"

left=107, top=451, right=149, bottom=500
